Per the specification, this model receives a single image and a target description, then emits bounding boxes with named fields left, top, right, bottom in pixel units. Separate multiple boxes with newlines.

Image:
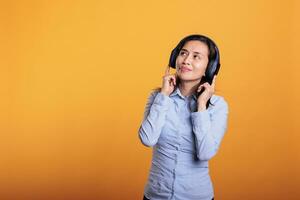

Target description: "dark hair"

left=152, top=34, right=220, bottom=109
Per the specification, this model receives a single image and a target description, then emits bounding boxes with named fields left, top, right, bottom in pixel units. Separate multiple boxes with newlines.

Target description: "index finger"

left=165, top=66, right=170, bottom=76
left=212, top=75, right=217, bottom=86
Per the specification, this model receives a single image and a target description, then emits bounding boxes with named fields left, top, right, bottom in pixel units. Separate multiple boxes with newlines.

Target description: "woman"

left=138, top=34, right=229, bottom=200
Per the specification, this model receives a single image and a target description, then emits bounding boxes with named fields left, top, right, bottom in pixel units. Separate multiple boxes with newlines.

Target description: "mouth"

left=180, top=66, right=192, bottom=72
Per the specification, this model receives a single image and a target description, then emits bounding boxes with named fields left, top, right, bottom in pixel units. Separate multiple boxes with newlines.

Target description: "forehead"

left=181, top=40, right=209, bottom=56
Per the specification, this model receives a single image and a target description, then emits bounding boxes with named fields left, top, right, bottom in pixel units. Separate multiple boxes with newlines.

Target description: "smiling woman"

left=152, top=34, right=220, bottom=110
left=138, top=34, right=228, bottom=200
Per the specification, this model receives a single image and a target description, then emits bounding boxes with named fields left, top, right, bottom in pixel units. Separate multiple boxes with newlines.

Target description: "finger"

left=163, top=73, right=172, bottom=80
left=203, top=82, right=210, bottom=87
left=213, top=75, right=216, bottom=82
left=201, top=83, right=211, bottom=91
left=212, top=75, right=217, bottom=87
left=197, top=83, right=206, bottom=91
left=198, top=83, right=204, bottom=88
left=174, top=72, right=178, bottom=80
left=170, top=74, right=176, bottom=85
left=197, top=85, right=203, bottom=92
left=165, top=66, right=170, bottom=76
left=204, top=82, right=215, bottom=93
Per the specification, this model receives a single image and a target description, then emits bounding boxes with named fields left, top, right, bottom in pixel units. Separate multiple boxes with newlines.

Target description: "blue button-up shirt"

left=138, top=86, right=229, bottom=200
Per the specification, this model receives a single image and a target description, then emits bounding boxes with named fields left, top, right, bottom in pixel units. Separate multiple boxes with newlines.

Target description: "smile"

left=180, top=67, right=192, bottom=72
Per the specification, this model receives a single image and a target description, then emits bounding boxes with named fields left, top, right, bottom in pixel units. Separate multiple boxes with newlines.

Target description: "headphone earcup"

left=169, top=48, right=178, bottom=68
left=204, top=46, right=221, bottom=84
left=205, top=60, right=220, bottom=84
left=204, top=62, right=214, bottom=84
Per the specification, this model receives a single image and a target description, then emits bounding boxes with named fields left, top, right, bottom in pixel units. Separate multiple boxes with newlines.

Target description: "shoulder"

left=209, top=94, right=229, bottom=112
left=211, top=94, right=228, bottom=104
left=144, top=89, right=161, bottom=104
left=149, top=89, right=160, bottom=99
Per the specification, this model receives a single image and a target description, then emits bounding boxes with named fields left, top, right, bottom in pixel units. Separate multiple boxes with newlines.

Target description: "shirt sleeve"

left=138, top=91, right=172, bottom=147
left=191, top=96, right=229, bottom=161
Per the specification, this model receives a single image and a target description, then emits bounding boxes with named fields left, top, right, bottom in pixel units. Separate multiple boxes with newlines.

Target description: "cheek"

left=191, top=63, right=207, bottom=77
left=194, top=62, right=207, bottom=71
left=175, top=58, right=183, bottom=70
left=175, top=56, right=182, bottom=65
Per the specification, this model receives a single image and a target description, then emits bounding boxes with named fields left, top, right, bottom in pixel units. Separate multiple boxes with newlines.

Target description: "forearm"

left=192, top=97, right=229, bottom=160
left=197, top=103, right=207, bottom=112
left=138, top=92, right=172, bottom=147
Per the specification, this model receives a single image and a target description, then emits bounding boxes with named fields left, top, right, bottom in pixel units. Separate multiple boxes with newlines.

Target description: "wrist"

left=197, top=103, right=206, bottom=111
left=160, top=91, right=170, bottom=96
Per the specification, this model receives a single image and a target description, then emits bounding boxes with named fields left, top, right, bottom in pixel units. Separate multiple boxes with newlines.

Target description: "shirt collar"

left=170, top=86, right=198, bottom=101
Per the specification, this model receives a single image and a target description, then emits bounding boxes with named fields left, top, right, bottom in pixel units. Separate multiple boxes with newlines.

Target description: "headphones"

left=168, top=34, right=221, bottom=85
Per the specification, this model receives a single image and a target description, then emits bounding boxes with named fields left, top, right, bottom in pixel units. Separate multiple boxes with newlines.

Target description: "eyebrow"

left=181, top=48, right=204, bottom=56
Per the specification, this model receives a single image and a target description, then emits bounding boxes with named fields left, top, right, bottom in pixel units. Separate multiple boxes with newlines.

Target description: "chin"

left=178, top=73, right=195, bottom=79
left=178, top=74, right=202, bottom=82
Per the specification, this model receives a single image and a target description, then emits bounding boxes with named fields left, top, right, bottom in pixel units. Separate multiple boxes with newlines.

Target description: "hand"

left=196, top=75, right=217, bottom=110
left=161, top=66, right=176, bottom=96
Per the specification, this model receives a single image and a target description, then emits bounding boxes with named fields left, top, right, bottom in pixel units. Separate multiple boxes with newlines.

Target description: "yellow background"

left=1, top=0, right=299, bottom=199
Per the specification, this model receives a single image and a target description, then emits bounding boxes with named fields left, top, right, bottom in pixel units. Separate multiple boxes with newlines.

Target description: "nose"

left=182, top=54, right=192, bottom=65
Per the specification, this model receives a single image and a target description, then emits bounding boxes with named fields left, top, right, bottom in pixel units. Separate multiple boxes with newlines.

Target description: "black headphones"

left=168, top=34, right=221, bottom=85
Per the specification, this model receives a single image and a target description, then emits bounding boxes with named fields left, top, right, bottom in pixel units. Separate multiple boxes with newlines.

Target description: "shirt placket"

left=170, top=98, right=189, bottom=200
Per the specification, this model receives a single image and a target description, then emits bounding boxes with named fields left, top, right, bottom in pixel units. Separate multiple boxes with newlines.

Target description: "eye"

left=179, top=51, right=187, bottom=56
left=194, top=55, right=201, bottom=60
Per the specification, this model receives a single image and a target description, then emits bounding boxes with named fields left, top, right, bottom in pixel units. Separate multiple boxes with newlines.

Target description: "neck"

left=178, top=79, right=201, bottom=97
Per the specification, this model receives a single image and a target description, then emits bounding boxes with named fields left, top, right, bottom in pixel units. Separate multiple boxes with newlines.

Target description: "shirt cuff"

left=191, top=110, right=211, bottom=133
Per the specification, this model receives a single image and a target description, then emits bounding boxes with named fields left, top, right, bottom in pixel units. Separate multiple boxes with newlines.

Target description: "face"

left=175, top=40, right=209, bottom=82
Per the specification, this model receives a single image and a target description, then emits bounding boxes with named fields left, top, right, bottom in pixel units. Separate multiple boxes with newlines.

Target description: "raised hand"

left=161, top=66, right=177, bottom=96
left=196, top=75, right=217, bottom=110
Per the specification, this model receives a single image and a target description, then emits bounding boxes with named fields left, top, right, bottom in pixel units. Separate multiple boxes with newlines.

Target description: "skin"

left=161, top=40, right=217, bottom=111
